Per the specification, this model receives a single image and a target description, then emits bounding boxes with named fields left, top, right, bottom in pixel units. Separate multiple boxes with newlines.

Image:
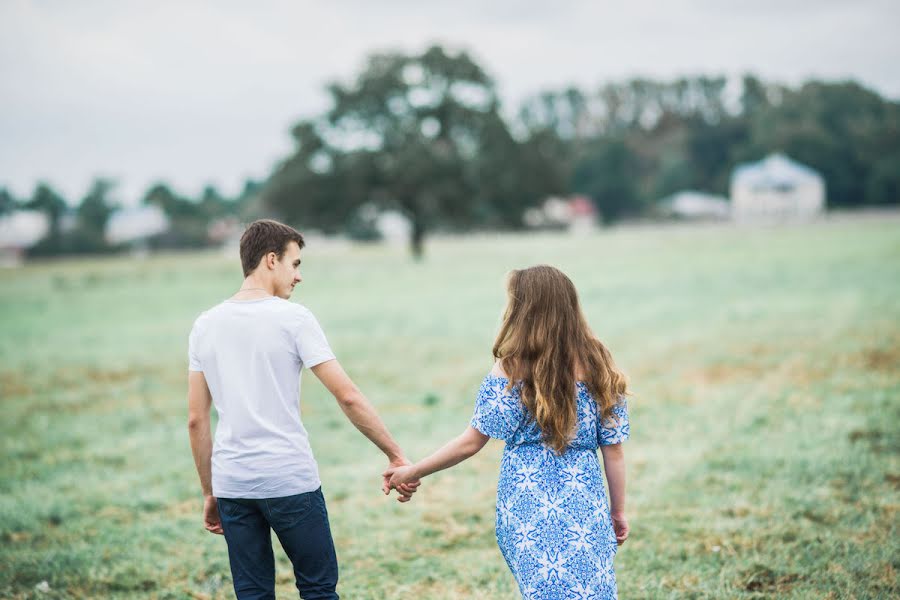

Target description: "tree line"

left=4, top=45, right=898, bottom=258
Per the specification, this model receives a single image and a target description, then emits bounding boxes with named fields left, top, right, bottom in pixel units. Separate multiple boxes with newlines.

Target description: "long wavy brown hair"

left=493, top=265, right=629, bottom=454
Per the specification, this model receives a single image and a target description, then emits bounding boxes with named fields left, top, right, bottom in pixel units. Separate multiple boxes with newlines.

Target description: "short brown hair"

left=239, top=219, right=305, bottom=277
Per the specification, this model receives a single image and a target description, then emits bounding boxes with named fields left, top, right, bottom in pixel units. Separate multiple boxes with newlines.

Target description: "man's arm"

left=187, top=371, right=223, bottom=534
left=310, top=359, right=419, bottom=501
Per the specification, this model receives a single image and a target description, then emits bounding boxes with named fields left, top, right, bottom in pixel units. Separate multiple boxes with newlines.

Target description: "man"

left=187, top=219, right=417, bottom=600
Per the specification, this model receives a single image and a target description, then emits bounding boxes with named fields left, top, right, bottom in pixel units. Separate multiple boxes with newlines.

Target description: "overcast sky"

left=1, top=0, right=898, bottom=204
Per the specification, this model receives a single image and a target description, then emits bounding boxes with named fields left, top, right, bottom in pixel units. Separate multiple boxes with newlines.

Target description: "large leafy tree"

left=265, top=45, right=559, bottom=257
left=263, top=121, right=359, bottom=233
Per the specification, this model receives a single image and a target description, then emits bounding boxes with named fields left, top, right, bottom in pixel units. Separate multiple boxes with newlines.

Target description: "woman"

left=385, top=265, right=631, bottom=599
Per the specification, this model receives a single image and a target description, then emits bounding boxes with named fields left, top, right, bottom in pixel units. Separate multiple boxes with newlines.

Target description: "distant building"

left=568, top=195, right=598, bottom=233
left=730, top=153, right=825, bottom=222
left=0, top=210, right=49, bottom=267
left=524, top=195, right=599, bottom=232
left=658, top=190, right=730, bottom=221
left=106, top=205, right=169, bottom=246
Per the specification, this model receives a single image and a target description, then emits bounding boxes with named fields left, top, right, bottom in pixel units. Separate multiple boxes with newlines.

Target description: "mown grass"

left=1, top=216, right=898, bottom=599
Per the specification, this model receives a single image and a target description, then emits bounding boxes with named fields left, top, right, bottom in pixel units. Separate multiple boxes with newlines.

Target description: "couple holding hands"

left=188, top=220, right=630, bottom=600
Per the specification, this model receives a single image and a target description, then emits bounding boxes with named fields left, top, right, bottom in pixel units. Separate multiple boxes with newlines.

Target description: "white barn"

left=730, top=153, right=825, bottom=222
left=0, top=210, right=49, bottom=266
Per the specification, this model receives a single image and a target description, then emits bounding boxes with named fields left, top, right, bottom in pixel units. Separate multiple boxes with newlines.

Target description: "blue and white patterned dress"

left=470, top=373, right=630, bottom=600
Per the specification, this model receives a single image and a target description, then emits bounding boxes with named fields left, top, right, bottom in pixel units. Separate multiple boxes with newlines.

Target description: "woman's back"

left=473, top=373, right=629, bottom=451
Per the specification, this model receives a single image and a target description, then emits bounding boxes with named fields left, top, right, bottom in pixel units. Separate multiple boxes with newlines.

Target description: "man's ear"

left=266, top=252, right=277, bottom=270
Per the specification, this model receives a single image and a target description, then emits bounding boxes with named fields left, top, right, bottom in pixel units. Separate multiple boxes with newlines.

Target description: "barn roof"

left=732, top=153, right=823, bottom=188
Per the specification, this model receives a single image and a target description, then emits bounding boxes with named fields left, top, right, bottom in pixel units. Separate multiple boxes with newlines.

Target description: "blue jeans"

left=217, top=487, right=339, bottom=599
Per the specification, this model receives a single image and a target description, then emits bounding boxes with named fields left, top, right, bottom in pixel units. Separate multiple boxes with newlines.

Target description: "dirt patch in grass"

left=167, top=499, right=199, bottom=518
left=0, top=371, right=33, bottom=396
left=848, top=428, right=898, bottom=454
left=860, top=345, right=900, bottom=373
left=3, top=363, right=178, bottom=397
left=740, top=564, right=805, bottom=593
left=52, top=364, right=170, bottom=388
left=691, top=362, right=768, bottom=385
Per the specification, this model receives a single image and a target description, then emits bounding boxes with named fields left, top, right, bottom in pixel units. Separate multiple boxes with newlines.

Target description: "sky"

left=1, top=0, right=898, bottom=205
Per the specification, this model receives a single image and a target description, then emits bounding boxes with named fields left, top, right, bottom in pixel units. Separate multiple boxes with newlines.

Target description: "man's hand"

left=203, top=495, right=224, bottom=535
left=383, top=464, right=418, bottom=490
left=382, top=457, right=420, bottom=503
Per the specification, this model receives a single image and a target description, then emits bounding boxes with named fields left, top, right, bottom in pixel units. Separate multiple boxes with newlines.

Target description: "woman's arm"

left=384, top=426, right=489, bottom=488
left=600, top=443, right=629, bottom=544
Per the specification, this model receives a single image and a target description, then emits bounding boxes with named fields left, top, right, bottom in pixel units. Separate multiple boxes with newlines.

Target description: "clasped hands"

left=382, top=459, right=421, bottom=502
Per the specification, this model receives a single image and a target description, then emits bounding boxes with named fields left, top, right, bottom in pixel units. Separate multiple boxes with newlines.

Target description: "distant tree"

left=25, top=183, right=69, bottom=256
left=26, top=183, right=67, bottom=235
left=78, top=179, right=116, bottom=234
left=866, top=153, right=900, bottom=205
left=740, top=75, right=773, bottom=116
left=0, top=188, right=19, bottom=216
left=572, top=139, right=642, bottom=222
left=142, top=183, right=208, bottom=248
left=519, top=87, right=592, bottom=139
left=63, top=178, right=119, bottom=254
left=144, top=183, right=192, bottom=216
left=686, top=116, right=750, bottom=194
left=200, top=184, right=237, bottom=219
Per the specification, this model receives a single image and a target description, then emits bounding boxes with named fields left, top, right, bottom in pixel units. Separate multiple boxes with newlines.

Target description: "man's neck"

left=234, top=277, right=275, bottom=298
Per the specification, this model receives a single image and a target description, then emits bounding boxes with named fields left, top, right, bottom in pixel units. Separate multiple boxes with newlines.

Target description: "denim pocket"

left=216, top=497, right=242, bottom=519
left=266, top=492, right=313, bottom=530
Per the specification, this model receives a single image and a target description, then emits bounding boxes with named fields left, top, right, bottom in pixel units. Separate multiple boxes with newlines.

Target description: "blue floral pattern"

left=471, top=374, right=629, bottom=599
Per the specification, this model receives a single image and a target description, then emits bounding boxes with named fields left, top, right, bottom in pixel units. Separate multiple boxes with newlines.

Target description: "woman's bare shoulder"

left=490, top=360, right=508, bottom=378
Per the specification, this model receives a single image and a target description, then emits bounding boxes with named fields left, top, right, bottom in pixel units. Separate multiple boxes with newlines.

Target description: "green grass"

left=1, top=216, right=898, bottom=599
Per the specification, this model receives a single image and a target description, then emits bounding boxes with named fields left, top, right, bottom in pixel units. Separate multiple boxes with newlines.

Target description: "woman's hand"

left=383, top=464, right=419, bottom=489
left=611, top=512, right=629, bottom=545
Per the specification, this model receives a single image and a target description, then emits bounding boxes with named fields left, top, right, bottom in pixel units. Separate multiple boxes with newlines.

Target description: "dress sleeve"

left=598, top=397, right=630, bottom=446
left=470, top=375, right=523, bottom=442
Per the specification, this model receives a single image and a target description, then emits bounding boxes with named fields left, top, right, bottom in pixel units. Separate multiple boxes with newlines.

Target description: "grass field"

left=1, top=216, right=898, bottom=599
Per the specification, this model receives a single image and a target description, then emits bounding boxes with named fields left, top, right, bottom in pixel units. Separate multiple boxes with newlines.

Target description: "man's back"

left=189, top=296, right=335, bottom=499
left=187, top=219, right=416, bottom=600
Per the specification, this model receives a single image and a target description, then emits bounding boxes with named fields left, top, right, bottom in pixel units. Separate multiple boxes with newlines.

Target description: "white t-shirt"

left=188, top=296, right=335, bottom=499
